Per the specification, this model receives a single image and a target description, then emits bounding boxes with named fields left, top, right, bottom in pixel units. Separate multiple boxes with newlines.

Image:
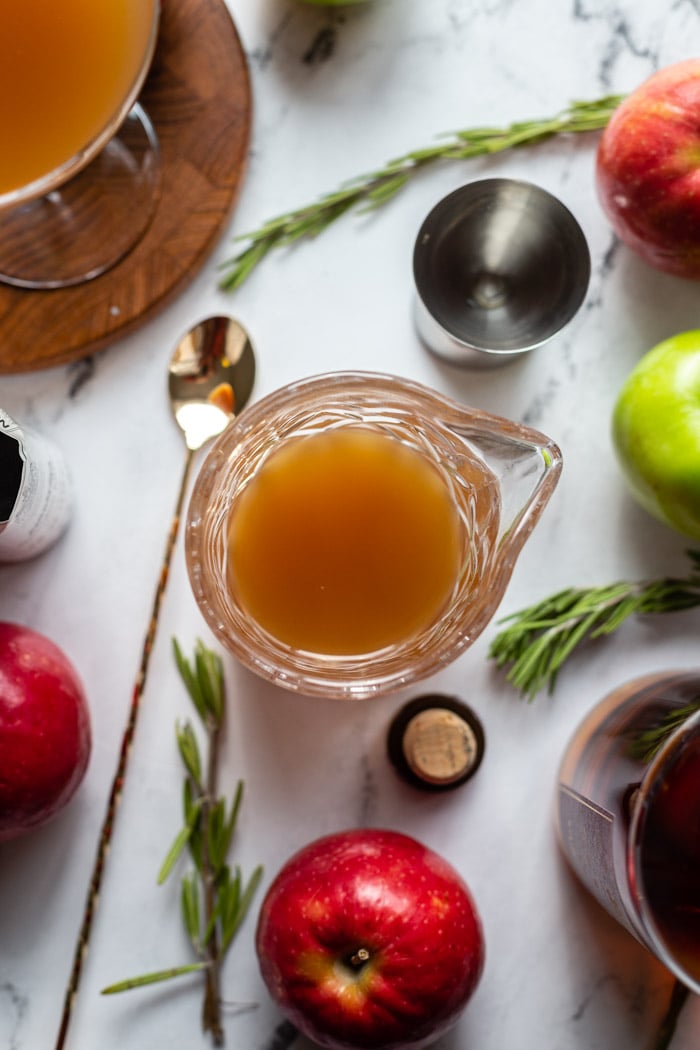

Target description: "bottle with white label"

left=0, top=410, right=73, bottom=562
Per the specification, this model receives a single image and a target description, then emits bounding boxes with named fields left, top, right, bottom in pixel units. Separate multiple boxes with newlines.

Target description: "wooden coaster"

left=0, top=0, right=252, bottom=374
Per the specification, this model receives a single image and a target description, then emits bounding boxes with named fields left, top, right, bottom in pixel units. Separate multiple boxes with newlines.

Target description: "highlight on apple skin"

left=611, top=330, right=700, bottom=541
left=596, top=58, right=700, bottom=280
left=255, top=827, right=485, bottom=1050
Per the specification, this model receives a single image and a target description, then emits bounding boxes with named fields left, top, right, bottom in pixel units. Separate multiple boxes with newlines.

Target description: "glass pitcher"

left=185, top=371, right=562, bottom=698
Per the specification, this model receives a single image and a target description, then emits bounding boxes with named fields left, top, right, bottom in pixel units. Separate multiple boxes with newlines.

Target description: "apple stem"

left=349, top=948, right=371, bottom=969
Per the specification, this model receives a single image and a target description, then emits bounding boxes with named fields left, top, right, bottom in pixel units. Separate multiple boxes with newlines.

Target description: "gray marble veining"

left=2, top=1, right=700, bottom=1048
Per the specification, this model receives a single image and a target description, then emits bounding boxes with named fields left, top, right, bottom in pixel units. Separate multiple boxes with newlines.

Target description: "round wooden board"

left=0, top=0, right=252, bottom=375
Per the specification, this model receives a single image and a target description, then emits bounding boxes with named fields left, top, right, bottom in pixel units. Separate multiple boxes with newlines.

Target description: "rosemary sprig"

left=628, top=699, right=700, bottom=764
left=219, top=94, right=624, bottom=290
left=489, top=551, right=700, bottom=701
left=102, top=639, right=263, bottom=1048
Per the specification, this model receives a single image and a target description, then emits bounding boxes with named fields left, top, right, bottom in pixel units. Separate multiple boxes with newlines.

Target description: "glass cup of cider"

left=557, top=670, right=700, bottom=993
left=0, top=0, right=160, bottom=288
left=185, top=371, right=562, bottom=699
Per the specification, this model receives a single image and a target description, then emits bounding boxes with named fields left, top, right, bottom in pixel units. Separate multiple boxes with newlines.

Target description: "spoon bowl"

left=169, top=314, right=256, bottom=451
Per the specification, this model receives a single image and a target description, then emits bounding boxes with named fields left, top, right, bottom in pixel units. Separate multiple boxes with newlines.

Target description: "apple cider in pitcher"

left=226, top=427, right=464, bottom=655
left=185, top=371, right=562, bottom=697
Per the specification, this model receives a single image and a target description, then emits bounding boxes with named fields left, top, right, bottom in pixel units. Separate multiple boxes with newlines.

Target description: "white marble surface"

left=3, top=1, right=700, bottom=1048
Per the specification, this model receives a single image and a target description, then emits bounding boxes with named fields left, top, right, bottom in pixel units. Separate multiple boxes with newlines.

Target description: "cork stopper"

left=387, top=695, right=485, bottom=792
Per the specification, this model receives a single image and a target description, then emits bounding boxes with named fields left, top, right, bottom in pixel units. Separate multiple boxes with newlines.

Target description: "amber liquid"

left=0, top=0, right=156, bottom=196
left=226, top=427, right=464, bottom=655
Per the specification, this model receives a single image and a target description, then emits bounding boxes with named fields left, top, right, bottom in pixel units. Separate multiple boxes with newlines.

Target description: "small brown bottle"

left=387, top=694, right=485, bottom=792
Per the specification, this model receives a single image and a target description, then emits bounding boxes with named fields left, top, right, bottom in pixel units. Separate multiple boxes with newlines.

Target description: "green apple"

left=612, top=330, right=700, bottom=539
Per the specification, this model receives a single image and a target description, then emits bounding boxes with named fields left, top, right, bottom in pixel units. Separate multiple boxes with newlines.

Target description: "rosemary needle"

left=489, top=551, right=700, bottom=701
left=627, top=700, right=700, bottom=764
left=219, top=94, right=624, bottom=291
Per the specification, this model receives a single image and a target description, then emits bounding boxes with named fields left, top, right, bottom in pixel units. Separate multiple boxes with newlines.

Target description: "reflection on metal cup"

left=557, top=670, right=700, bottom=993
left=413, top=178, right=591, bottom=368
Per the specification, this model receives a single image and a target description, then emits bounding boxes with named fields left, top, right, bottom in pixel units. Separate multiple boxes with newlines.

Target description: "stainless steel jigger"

left=413, top=178, right=591, bottom=368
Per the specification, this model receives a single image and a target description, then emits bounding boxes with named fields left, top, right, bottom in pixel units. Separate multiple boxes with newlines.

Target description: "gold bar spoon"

left=54, top=315, right=256, bottom=1050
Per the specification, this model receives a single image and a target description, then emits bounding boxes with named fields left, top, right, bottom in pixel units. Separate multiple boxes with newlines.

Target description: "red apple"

left=255, top=828, right=484, bottom=1050
left=0, top=622, right=91, bottom=841
left=596, top=59, right=700, bottom=279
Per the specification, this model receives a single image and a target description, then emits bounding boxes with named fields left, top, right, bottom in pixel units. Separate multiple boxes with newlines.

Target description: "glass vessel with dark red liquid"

left=557, top=670, right=700, bottom=991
